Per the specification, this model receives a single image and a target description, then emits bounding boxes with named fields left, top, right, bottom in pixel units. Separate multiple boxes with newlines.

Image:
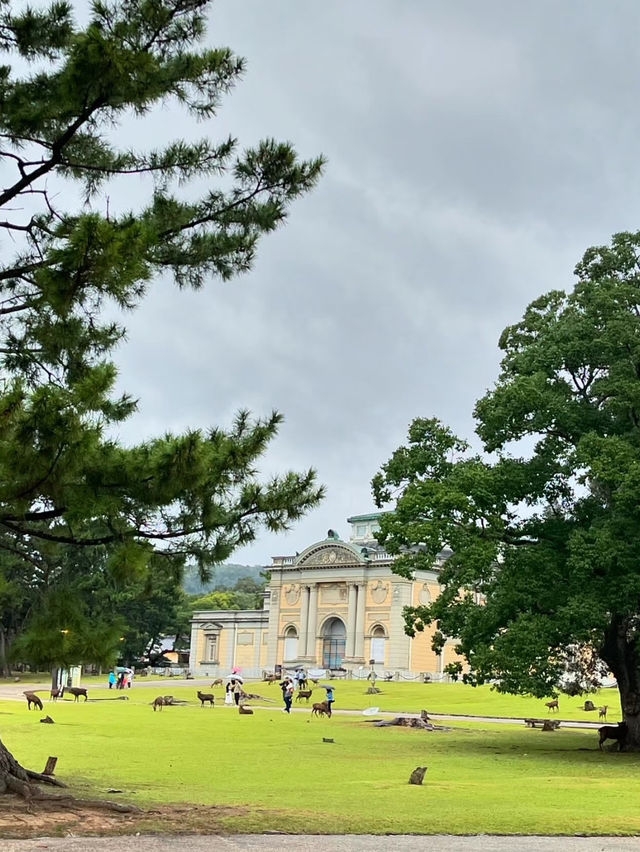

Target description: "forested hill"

left=183, top=564, right=265, bottom=596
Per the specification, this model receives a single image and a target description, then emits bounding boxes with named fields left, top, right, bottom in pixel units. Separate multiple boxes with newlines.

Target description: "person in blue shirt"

left=108, top=671, right=117, bottom=690
left=325, top=686, right=335, bottom=717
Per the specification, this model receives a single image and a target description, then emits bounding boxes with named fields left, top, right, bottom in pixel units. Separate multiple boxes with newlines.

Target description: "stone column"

left=188, top=618, right=200, bottom=675
left=266, top=581, right=282, bottom=670
left=346, top=582, right=357, bottom=658
left=388, top=581, right=412, bottom=671
left=354, top=583, right=366, bottom=659
left=299, top=585, right=310, bottom=658
left=306, top=583, right=318, bottom=663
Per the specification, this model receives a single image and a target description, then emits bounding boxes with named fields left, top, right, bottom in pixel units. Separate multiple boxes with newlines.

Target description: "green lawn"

left=0, top=680, right=636, bottom=835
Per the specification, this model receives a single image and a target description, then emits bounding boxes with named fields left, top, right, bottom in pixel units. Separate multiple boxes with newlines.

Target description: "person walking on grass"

left=280, top=677, right=294, bottom=713
left=108, top=671, right=117, bottom=690
left=233, top=679, right=243, bottom=706
left=325, top=685, right=335, bottom=717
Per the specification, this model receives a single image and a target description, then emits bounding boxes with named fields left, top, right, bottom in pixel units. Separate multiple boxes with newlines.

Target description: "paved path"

left=3, top=835, right=640, bottom=851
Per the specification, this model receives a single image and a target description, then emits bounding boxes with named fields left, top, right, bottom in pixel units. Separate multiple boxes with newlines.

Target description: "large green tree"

left=374, top=231, right=640, bottom=749
left=0, top=0, right=324, bottom=801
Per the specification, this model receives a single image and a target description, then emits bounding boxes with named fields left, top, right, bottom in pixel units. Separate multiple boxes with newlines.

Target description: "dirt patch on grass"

left=0, top=796, right=248, bottom=838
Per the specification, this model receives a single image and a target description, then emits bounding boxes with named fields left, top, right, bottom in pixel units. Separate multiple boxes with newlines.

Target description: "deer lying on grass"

left=545, top=699, right=559, bottom=713
left=24, top=691, right=43, bottom=710
left=197, top=690, right=215, bottom=707
left=238, top=704, right=253, bottom=715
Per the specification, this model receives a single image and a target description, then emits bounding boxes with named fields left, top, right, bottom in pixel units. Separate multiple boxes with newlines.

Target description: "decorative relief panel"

left=419, top=583, right=432, bottom=605
left=300, top=546, right=357, bottom=567
left=237, top=632, right=254, bottom=646
left=284, top=584, right=300, bottom=606
left=370, top=580, right=388, bottom=604
left=320, top=583, right=348, bottom=605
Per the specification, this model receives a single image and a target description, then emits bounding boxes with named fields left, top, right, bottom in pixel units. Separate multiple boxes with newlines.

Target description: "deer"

left=197, top=690, right=215, bottom=707
left=238, top=704, right=253, bottom=715
left=24, top=691, right=43, bottom=711
left=50, top=686, right=63, bottom=702
left=545, top=699, right=559, bottom=713
left=211, top=678, right=223, bottom=687
left=66, top=687, right=88, bottom=702
left=598, top=721, right=627, bottom=751
left=295, top=689, right=313, bottom=703
left=152, top=696, right=165, bottom=712
left=312, top=701, right=330, bottom=717
left=598, top=705, right=608, bottom=720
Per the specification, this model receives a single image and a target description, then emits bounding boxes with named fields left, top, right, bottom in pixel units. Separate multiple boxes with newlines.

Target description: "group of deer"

left=24, top=686, right=87, bottom=709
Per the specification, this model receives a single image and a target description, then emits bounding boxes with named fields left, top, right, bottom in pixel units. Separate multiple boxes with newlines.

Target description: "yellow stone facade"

left=189, top=515, right=459, bottom=680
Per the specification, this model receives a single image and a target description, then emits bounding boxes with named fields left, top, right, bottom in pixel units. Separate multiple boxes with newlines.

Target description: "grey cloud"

left=106, top=0, right=640, bottom=563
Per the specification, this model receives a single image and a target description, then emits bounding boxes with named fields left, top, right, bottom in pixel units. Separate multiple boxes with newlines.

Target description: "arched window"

left=370, top=625, right=387, bottom=665
left=322, top=618, right=346, bottom=669
left=284, top=626, right=298, bottom=661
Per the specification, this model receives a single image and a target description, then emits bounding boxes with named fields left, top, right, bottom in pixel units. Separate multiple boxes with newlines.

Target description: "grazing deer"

left=211, top=678, right=223, bottom=687
left=24, top=691, right=43, bottom=711
left=545, top=699, right=559, bottom=713
left=598, top=705, right=608, bottom=720
left=197, top=690, right=215, bottom=707
left=152, top=696, right=165, bottom=712
left=238, top=704, right=253, bottom=715
left=66, top=687, right=88, bottom=702
left=295, top=689, right=313, bottom=703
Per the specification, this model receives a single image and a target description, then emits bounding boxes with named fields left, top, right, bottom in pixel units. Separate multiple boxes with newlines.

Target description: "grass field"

left=0, top=679, right=636, bottom=835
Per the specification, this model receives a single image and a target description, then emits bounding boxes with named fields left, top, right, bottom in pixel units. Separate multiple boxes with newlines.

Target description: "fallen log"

left=372, top=716, right=448, bottom=731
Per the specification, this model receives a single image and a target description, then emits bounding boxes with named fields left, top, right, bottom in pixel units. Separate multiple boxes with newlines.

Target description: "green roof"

left=346, top=513, right=383, bottom=523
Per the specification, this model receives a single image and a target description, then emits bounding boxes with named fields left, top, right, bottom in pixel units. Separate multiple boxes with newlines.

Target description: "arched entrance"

left=370, top=625, right=387, bottom=665
left=322, top=617, right=346, bottom=669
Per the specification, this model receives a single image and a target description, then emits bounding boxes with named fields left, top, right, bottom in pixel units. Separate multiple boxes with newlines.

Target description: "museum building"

left=188, top=514, right=459, bottom=680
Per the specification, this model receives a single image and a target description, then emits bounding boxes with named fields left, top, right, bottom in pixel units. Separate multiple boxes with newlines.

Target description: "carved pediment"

left=298, top=544, right=361, bottom=567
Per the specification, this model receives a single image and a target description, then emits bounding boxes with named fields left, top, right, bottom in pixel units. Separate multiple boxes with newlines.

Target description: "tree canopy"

left=0, top=0, right=325, bottom=803
left=0, top=0, right=325, bottom=589
left=373, top=231, right=640, bottom=746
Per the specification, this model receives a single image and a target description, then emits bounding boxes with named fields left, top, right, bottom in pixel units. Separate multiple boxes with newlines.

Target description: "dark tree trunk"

left=0, top=736, right=138, bottom=812
left=0, top=735, right=66, bottom=798
left=0, top=628, right=11, bottom=678
left=601, top=617, right=640, bottom=749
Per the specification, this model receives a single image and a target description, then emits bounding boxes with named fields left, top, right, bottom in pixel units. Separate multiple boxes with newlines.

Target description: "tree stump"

left=42, top=757, right=57, bottom=775
left=409, top=766, right=427, bottom=785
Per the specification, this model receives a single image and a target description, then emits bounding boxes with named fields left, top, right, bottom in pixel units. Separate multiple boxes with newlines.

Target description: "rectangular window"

left=356, top=524, right=367, bottom=537
left=205, top=635, right=218, bottom=662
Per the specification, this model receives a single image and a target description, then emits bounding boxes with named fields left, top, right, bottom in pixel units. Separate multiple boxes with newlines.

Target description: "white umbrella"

left=225, top=674, right=244, bottom=683
left=362, top=707, right=380, bottom=715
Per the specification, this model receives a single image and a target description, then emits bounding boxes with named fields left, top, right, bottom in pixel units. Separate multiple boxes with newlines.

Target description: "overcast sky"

left=110, top=0, right=640, bottom=566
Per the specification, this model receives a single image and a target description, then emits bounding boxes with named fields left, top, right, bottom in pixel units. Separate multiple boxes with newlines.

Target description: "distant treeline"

left=182, top=564, right=266, bottom=596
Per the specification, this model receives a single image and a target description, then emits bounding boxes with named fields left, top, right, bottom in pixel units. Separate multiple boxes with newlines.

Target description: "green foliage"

left=0, top=0, right=325, bottom=669
left=374, top=232, right=640, bottom=728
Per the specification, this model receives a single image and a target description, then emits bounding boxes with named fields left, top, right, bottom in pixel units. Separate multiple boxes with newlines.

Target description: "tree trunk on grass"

left=602, top=620, right=640, bottom=750
left=0, top=737, right=138, bottom=812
